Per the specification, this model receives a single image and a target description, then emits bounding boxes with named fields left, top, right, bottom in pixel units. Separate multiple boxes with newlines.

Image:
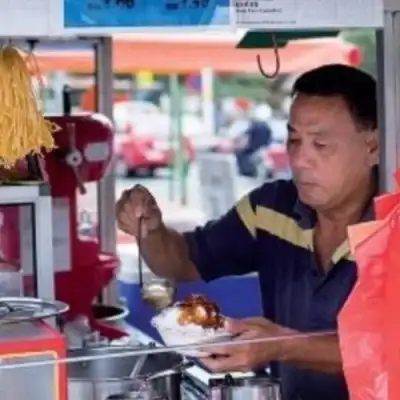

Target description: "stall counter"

left=124, top=323, right=255, bottom=387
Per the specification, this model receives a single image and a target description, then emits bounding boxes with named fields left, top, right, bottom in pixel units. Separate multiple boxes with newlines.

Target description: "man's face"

left=288, top=94, right=378, bottom=210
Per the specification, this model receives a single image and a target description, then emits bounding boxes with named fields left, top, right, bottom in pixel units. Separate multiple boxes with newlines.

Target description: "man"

left=116, top=64, right=379, bottom=400
left=235, top=103, right=273, bottom=177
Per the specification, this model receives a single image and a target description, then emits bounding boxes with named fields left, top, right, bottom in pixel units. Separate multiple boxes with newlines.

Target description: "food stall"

left=0, top=0, right=396, bottom=399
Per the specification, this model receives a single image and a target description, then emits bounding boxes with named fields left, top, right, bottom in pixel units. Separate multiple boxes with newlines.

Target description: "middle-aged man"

left=116, top=64, right=379, bottom=400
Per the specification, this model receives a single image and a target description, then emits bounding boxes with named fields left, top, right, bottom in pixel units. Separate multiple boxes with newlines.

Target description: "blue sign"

left=64, top=0, right=231, bottom=28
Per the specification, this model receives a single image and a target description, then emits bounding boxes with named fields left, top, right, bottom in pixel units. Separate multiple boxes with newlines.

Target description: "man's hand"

left=116, top=184, right=163, bottom=238
left=200, top=317, right=293, bottom=373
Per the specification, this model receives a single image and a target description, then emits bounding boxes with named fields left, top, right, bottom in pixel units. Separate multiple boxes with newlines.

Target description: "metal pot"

left=67, top=345, right=182, bottom=400
left=92, top=303, right=130, bottom=330
left=209, top=374, right=282, bottom=400
left=106, top=380, right=163, bottom=400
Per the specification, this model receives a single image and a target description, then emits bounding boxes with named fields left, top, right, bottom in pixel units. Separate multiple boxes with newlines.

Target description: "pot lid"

left=0, top=297, right=69, bottom=325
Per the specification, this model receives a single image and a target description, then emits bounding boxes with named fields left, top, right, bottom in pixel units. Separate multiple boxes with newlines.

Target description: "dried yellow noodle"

left=0, top=46, right=56, bottom=168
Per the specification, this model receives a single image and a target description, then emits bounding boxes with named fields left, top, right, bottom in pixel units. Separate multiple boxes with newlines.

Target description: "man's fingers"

left=224, top=318, right=249, bottom=334
left=224, top=318, right=265, bottom=335
left=115, top=189, right=130, bottom=216
left=116, top=188, right=139, bottom=227
left=200, top=353, right=245, bottom=373
left=117, top=219, right=133, bottom=234
left=134, top=206, right=144, bottom=218
left=140, top=221, right=148, bottom=238
left=199, top=331, right=254, bottom=356
left=129, top=184, right=154, bottom=206
left=201, top=344, right=232, bottom=356
left=116, top=184, right=159, bottom=236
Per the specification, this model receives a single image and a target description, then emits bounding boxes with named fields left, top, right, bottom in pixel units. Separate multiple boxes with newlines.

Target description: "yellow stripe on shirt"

left=235, top=195, right=257, bottom=238
left=256, top=205, right=312, bottom=250
left=236, top=196, right=353, bottom=263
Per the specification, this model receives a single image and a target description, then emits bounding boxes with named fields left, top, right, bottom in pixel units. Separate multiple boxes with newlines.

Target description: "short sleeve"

left=183, top=182, right=279, bottom=282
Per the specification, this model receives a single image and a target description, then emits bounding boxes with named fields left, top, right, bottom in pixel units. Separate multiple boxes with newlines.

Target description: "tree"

left=341, top=29, right=377, bottom=76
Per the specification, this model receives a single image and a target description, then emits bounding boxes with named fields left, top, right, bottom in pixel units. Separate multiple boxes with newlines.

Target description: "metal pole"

left=177, top=80, right=187, bottom=206
left=177, top=82, right=187, bottom=206
left=376, top=29, right=388, bottom=192
left=94, top=36, right=118, bottom=305
left=201, top=67, right=216, bottom=138
left=170, top=74, right=187, bottom=205
left=377, top=11, right=398, bottom=192
left=34, top=192, right=55, bottom=302
left=168, top=75, right=176, bottom=202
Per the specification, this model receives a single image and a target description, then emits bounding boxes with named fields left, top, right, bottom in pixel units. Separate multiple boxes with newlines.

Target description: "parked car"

left=113, top=101, right=195, bottom=177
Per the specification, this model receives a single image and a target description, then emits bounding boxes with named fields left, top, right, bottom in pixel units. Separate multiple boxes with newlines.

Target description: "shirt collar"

left=293, top=200, right=316, bottom=229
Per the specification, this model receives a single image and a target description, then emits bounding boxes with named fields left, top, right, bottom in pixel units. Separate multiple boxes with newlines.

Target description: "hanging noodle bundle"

left=0, top=46, right=56, bottom=168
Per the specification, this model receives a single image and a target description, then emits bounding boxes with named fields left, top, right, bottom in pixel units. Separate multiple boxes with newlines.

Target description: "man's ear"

left=364, top=130, right=379, bottom=166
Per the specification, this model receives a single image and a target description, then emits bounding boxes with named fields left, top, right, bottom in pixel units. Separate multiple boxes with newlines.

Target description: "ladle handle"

left=145, top=361, right=195, bottom=381
left=129, top=354, right=147, bottom=379
left=137, top=216, right=144, bottom=290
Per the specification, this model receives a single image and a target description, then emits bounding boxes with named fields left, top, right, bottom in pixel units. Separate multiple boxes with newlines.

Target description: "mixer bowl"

left=92, top=303, right=130, bottom=330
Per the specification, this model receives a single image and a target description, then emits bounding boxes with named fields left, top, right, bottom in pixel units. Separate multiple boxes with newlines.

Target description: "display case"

left=0, top=183, right=54, bottom=300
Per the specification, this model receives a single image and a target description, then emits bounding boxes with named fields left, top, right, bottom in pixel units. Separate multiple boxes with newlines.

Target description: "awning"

left=28, top=34, right=361, bottom=75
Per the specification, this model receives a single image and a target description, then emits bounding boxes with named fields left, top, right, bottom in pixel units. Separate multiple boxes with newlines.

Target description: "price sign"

left=233, top=0, right=383, bottom=29
left=64, top=0, right=231, bottom=29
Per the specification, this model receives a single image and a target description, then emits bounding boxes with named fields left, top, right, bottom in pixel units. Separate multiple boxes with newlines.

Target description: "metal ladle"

left=137, top=217, right=176, bottom=310
left=109, top=362, right=194, bottom=400
left=129, top=354, right=147, bottom=379
left=143, top=360, right=194, bottom=382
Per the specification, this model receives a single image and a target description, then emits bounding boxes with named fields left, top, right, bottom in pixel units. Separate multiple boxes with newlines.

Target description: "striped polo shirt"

left=184, top=178, right=371, bottom=400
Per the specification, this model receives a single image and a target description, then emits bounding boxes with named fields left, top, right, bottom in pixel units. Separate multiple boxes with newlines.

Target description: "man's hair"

left=292, top=64, right=377, bottom=131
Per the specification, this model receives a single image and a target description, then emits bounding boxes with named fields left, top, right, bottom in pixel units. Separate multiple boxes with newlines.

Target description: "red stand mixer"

left=0, top=113, right=125, bottom=340
left=44, top=114, right=124, bottom=339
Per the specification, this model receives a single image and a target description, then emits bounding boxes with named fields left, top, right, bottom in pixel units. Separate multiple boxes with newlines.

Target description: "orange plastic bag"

left=338, top=183, right=400, bottom=399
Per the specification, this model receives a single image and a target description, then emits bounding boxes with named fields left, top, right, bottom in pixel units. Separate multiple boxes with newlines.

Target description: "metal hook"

left=256, top=34, right=281, bottom=79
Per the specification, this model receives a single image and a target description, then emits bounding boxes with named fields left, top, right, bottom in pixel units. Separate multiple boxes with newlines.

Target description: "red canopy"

left=28, top=35, right=361, bottom=74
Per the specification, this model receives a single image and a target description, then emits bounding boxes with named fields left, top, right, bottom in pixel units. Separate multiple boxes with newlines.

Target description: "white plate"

left=184, top=332, right=234, bottom=357
left=151, top=315, right=233, bottom=357
left=159, top=330, right=233, bottom=357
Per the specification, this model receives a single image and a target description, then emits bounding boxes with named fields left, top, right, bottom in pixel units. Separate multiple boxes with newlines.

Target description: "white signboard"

left=0, top=0, right=61, bottom=36
left=234, top=0, right=384, bottom=29
left=197, top=152, right=238, bottom=220
left=0, top=0, right=384, bottom=36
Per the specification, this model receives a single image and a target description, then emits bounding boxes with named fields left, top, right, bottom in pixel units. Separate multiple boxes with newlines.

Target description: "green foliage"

left=237, top=30, right=339, bottom=48
left=341, top=29, right=377, bottom=76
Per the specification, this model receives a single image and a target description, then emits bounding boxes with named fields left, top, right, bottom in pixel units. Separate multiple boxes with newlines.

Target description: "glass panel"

left=0, top=204, right=35, bottom=297
left=77, top=182, right=98, bottom=239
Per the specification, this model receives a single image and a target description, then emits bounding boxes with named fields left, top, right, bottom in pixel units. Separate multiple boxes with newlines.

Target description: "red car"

left=113, top=102, right=195, bottom=177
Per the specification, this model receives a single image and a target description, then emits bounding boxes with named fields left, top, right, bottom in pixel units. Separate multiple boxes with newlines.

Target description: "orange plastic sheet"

left=26, top=36, right=361, bottom=74
left=338, top=170, right=400, bottom=400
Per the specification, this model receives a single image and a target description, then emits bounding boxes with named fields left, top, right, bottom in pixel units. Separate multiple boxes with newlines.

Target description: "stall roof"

left=29, top=34, right=361, bottom=74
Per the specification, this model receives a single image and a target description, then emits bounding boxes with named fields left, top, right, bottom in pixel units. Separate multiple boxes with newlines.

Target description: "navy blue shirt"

left=184, top=179, right=367, bottom=400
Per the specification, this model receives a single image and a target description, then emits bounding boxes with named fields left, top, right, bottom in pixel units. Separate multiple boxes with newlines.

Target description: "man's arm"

left=280, top=333, right=342, bottom=374
left=140, top=190, right=261, bottom=283
left=140, top=224, right=199, bottom=282
left=200, top=318, right=342, bottom=375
